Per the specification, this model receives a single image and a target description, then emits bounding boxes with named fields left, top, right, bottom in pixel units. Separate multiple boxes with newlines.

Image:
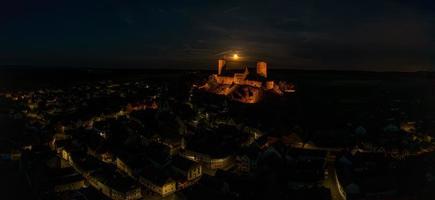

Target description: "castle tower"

left=218, top=59, right=226, bottom=75
left=256, top=61, right=267, bottom=78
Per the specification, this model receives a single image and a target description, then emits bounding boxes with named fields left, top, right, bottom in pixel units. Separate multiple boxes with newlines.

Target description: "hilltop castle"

left=214, top=59, right=274, bottom=90
left=200, top=59, right=295, bottom=103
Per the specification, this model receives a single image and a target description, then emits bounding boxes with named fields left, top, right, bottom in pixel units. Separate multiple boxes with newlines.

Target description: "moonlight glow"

left=233, top=54, right=239, bottom=60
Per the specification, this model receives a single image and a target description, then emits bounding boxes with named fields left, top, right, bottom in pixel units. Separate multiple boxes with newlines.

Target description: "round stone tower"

left=256, top=61, right=267, bottom=78
left=218, top=59, right=226, bottom=75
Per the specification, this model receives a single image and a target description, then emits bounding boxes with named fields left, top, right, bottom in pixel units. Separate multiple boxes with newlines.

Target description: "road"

left=324, top=152, right=346, bottom=200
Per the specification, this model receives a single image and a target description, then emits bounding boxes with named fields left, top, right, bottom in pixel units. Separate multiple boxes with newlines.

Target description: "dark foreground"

left=1, top=68, right=435, bottom=200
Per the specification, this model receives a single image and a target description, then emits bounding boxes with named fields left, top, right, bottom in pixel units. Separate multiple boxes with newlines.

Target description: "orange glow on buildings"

left=200, top=58, right=295, bottom=103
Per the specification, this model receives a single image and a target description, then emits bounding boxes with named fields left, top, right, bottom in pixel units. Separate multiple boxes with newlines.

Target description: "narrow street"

left=324, top=152, right=346, bottom=200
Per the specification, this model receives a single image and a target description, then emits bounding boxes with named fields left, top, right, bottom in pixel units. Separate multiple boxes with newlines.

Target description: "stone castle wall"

left=214, top=75, right=263, bottom=88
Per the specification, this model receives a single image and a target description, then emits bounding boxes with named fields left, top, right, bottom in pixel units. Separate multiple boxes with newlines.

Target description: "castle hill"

left=199, top=58, right=295, bottom=103
left=2, top=1, right=435, bottom=200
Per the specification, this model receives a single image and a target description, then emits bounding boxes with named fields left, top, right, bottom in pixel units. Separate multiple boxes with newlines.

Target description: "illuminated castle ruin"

left=200, top=59, right=295, bottom=103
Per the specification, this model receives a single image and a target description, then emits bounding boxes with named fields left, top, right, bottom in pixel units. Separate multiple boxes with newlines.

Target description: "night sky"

left=1, top=0, right=435, bottom=71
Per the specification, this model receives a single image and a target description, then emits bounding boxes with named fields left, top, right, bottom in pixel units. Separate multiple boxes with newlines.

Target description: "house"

left=180, top=126, right=245, bottom=171
left=139, top=166, right=176, bottom=197
left=88, top=169, right=142, bottom=200
left=52, top=168, right=85, bottom=193
left=235, top=146, right=261, bottom=173
left=115, top=155, right=136, bottom=177
left=180, top=149, right=234, bottom=171
left=144, top=142, right=171, bottom=167
left=50, top=137, right=71, bottom=155
left=116, top=153, right=182, bottom=196
left=46, top=155, right=71, bottom=169
left=87, top=141, right=114, bottom=164
left=49, top=133, right=72, bottom=152
left=53, top=176, right=85, bottom=193
left=69, top=153, right=105, bottom=176
left=152, top=133, right=185, bottom=156
left=171, top=155, right=202, bottom=181
left=335, top=152, right=397, bottom=199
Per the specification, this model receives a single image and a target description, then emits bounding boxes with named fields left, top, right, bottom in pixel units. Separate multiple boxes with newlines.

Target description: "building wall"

left=232, top=87, right=263, bottom=104
left=187, top=165, right=202, bottom=180
left=60, top=159, right=70, bottom=168
left=88, top=176, right=141, bottom=200
left=101, top=152, right=113, bottom=163
left=126, top=188, right=142, bottom=200
left=266, top=81, right=274, bottom=90
left=139, top=177, right=176, bottom=197
left=61, top=149, right=70, bottom=161
left=215, top=76, right=234, bottom=85
left=116, top=158, right=134, bottom=177
left=209, top=156, right=234, bottom=169
left=162, top=183, right=176, bottom=196
left=181, top=150, right=234, bottom=170
left=111, top=190, right=126, bottom=200
left=234, top=73, right=248, bottom=83
left=155, top=139, right=182, bottom=156
left=242, top=80, right=262, bottom=88
left=112, top=188, right=142, bottom=200
left=54, top=180, right=85, bottom=192
left=88, top=177, right=112, bottom=199
left=126, top=187, right=142, bottom=200
left=214, top=76, right=262, bottom=89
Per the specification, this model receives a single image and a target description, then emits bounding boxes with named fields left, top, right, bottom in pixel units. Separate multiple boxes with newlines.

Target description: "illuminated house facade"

left=180, top=149, right=235, bottom=170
